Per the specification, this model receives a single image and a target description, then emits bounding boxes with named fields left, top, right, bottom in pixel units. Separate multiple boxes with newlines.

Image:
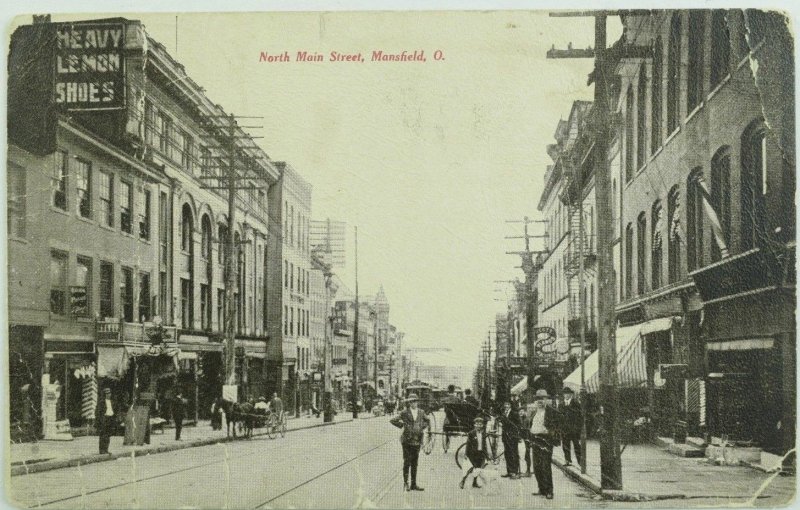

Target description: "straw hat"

left=535, top=389, right=549, bottom=399
left=405, top=393, right=419, bottom=402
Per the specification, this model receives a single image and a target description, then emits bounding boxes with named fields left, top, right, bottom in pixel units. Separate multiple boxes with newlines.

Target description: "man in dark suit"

left=464, top=389, right=480, bottom=409
left=172, top=392, right=186, bottom=441
left=529, top=389, right=560, bottom=499
left=559, top=387, right=582, bottom=467
left=390, top=393, right=430, bottom=491
left=460, top=416, right=489, bottom=489
left=498, top=400, right=521, bottom=479
left=96, top=387, right=116, bottom=455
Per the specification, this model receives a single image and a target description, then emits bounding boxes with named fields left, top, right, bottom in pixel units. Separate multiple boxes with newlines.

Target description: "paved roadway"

left=7, top=413, right=794, bottom=509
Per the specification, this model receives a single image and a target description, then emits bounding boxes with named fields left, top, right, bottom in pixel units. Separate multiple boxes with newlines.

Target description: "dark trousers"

left=502, top=436, right=520, bottom=475
left=523, top=439, right=532, bottom=473
left=402, top=443, right=421, bottom=486
left=561, top=432, right=581, bottom=464
left=174, top=417, right=183, bottom=440
left=531, top=435, right=554, bottom=496
left=98, top=420, right=112, bottom=454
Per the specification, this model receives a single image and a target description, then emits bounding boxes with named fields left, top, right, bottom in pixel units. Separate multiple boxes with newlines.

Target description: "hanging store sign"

left=54, top=23, right=126, bottom=110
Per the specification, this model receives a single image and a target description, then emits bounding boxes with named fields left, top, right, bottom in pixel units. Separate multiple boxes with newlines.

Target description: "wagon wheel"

left=265, top=414, right=276, bottom=439
left=455, top=442, right=468, bottom=470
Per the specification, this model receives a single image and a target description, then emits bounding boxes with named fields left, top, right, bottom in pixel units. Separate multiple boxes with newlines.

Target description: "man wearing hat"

left=529, top=389, right=559, bottom=499
left=559, top=387, right=582, bottom=467
left=96, top=387, right=116, bottom=454
left=459, top=415, right=489, bottom=489
left=498, top=400, right=522, bottom=479
left=390, top=393, right=430, bottom=491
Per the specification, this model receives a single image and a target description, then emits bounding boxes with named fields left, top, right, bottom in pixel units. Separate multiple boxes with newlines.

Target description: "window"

left=159, top=114, right=171, bottom=154
left=139, top=189, right=151, bottom=240
left=218, top=289, right=226, bottom=330
left=741, top=119, right=768, bottom=251
left=290, top=205, right=295, bottom=246
left=651, top=36, right=663, bottom=153
left=637, top=212, right=647, bottom=295
left=182, top=132, right=193, bottom=171
left=181, top=278, right=193, bottom=328
left=144, top=100, right=156, bottom=146
left=667, top=186, right=682, bottom=283
left=100, top=262, right=114, bottom=318
left=219, top=225, right=228, bottom=265
left=284, top=305, right=289, bottom=335
left=8, top=162, right=26, bottom=238
left=290, top=307, right=294, bottom=336
left=667, top=14, right=682, bottom=134
left=160, top=192, right=169, bottom=266
left=99, top=171, right=113, bottom=227
left=170, top=124, right=183, bottom=163
left=625, top=224, right=633, bottom=299
left=201, top=145, right=211, bottom=175
left=711, top=147, right=732, bottom=261
left=50, top=251, right=68, bottom=315
left=687, top=168, right=705, bottom=271
left=159, top=270, right=168, bottom=318
left=710, top=10, right=731, bottom=89
left=637, top=64, right=647, bottom=169
left=53, top=150, right=68, bottom=210
left=120, top=181, right=132, bottom=233
left=651, top=201, right=663, bottom=290
left=284, top=201, right=289, bottom=243
left=290, top=263, right=295, bottom=291
left=201, top=215, right=213, bottom=261
left=72, top=256, right=92, bottom=317
left=625, top=85, right=634, bottom=182
left=284, top=260, right=289, bottom=289
left=200, top=284, right=211, bottom=329
left=181, top=204, right=193, bottom=252
left=121, top=267, right=134, bottom=322
left=687, top=11, right=705, bottom=112
left=139, top=272, right=151, bottom=321
left=75, top=158, right=91, bottom=218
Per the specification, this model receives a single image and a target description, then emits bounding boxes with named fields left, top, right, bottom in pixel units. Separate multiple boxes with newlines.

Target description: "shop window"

left=637, top=212, right=647, bottom=295
left=99, top=262, right=114, bottom=318
left=667, top=186, right=682, bottom=283
left=687, top=168, right=705, bottom=271
left=740, top=119, right=768, bottom=251
left=53, top=150, right=68, bottom=210
left=120, top=181, right=132, bottom=234
left=139, top=189, right=151, bottom=240
left=8, top=162, right=26, bottom=238
left=139, top=272, right=151, bottom=322
left=99, top=171, right=113, bottom=227
left=651, top=36, right=663, bottom=153
left=667, top=13, right=682, bottom=134
left=711, top=146, right=732, bottom=261
left=710, top=10, right=731, bottom=89
left=637, top=63, right=647, bottom=169
left=121, top=267, right=134, bottom=322
left=75, top=158, right=92, bottom=219
left=50, top=251, right=68, bottom=315
left=687, top=10, right=706, bottom=112
left=651, top=201, right=663, bottom=290
left=73, top=257, right=92, bottom=318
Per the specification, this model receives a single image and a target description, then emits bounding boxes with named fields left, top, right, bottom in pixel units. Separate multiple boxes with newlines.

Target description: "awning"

left=97, top=346, right=130, bottom=379
left=510, top=375, right=541, bottom=396
left=562, top=317, right=677, bottom=393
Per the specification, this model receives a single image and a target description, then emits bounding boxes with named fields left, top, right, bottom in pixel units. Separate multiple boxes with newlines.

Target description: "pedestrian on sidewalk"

left=559, top=387, right=582, bottom=467
left=529, top=389, right=559, bottom=500
left=211, top=397, right=223, bottom=431
left=498, top=400, right=521, bottom=479
left=96, top=387, right=116, bottom=455
left=460, top=416, right=490, bottom=489
left=389, top=393, right=429, bottom=492
left=518, top=405, right=533, bottom=477
left=172, top=392, right=186, bottom=441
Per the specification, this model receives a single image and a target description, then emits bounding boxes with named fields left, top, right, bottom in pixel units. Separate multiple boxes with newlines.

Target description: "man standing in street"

left=529, top=389, right=559, bottom=499
left=96, top=387, right=115, bottom=455
left=268, top=391, right=284, bottom=419
left=560, top=387, right=582, bottom=467
left=498, top=400, right=521, bottom=479
left=390, top=393, right=429, bottom=491
left=172, top=392, right=186, bottom=441
left=518, top=405, right=533, bottom=477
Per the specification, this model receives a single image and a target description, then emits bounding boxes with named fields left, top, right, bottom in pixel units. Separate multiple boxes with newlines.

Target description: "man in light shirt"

left=529, top=389, right=558, bottom=499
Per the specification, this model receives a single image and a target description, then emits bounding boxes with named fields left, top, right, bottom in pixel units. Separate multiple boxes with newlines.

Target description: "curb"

left=551, top=457, right=687, bottom=502
left=11, top=415, right=378, bottom=477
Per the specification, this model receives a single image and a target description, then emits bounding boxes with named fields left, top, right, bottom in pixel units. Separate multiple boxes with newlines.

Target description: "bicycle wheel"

left=280, top=415, right=287, bottom=438
left=265, top=415, right=276, bottom=439
left=455, top=442, right=468, bottom=470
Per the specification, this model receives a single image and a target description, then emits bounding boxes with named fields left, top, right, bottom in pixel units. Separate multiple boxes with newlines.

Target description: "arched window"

left=201, top=214, right=213, bottom=260
left=637, top=63, right=647, bottom=169
left=651, top=36, right=663, bottom=152
left=710, top=147, right=732, bottom=261
left=625, top=85, right=635, bottom=181
left=667, top=13, right=682, bottom=134
left=651, top=200, right=664, bottom=289
left=667, top=186, right=682, bottom=283
left=710, top=10, right=731, bottom=89
left=741, top=119, right=768, bottom=251
left=687, top=11, right=706, bottom=112
left=181, top=204, right=193, bottom=253
left=637, top=212, right=647, bottom=295
left=687, top=168, right=704, bottom=270
left=218, top=224, right=228, bottom=265
left=625, top=223, right=634, bottom=298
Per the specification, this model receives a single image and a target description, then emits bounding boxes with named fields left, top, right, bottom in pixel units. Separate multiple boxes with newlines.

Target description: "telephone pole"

left=351, top=226, right=360, bottom=419
left=548, top=11, right=622, bottom=489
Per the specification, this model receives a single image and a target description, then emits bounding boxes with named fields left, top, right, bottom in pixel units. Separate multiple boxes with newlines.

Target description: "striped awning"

left=563, top=317, right=676, bottom=394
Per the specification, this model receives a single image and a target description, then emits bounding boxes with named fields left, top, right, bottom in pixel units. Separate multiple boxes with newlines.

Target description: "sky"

left=27, top=10, right=621, bottom=368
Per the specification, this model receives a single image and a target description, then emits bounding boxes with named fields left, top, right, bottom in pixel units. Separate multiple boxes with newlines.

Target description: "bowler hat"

left=405, top=393, right=419, bottom=402
left=535, top=389, right=549, bottom=399
left=562, top=387, right=574, bottom=394
left=473, top=416, right=484, bottom=423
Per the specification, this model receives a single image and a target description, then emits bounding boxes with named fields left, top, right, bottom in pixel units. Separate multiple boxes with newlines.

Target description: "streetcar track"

left=252, top=439, right=394, bottom=509
left=26, top=421, right=371, bottom=508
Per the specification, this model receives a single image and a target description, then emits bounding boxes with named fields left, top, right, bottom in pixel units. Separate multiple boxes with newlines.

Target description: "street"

left=9, top=413, right=793, bottom=509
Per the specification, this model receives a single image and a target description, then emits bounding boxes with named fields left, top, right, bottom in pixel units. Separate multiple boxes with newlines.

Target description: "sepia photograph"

left=4, top=4, right=797, bottom=508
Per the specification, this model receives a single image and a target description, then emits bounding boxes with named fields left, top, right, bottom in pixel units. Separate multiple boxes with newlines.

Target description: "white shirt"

left=104, top=399, right=114, bottom=417
left=529, top=404, right=548, bottom=434
left=410, top=408, right=418, bottom=421
left=254, top=401, right=268, bottom=410
left=476, top=431, right=483, bottom=451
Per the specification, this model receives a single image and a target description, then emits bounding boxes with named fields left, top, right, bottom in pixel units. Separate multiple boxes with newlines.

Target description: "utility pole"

left=351, top=226, right=359, bottom=419
left=548, top=10, right=622, bottom=489
left=373, top=317, right=378, bottom=399
left=199, top=113, right=266, bottom=401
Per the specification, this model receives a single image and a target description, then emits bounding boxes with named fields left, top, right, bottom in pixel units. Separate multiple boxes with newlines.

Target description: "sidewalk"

left=551, top=439, right=795, bottom=502
left=9, top=412, right=359, bottom=477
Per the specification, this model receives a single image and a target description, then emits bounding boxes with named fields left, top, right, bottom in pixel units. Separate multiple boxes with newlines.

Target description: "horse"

left=219, top=399, right=241, bottom=438
left=237, top=402, right=255, bottom=439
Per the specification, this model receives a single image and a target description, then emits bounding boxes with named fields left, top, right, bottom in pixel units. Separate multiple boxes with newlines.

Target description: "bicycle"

left=454, top=431, right=505, bottom=470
